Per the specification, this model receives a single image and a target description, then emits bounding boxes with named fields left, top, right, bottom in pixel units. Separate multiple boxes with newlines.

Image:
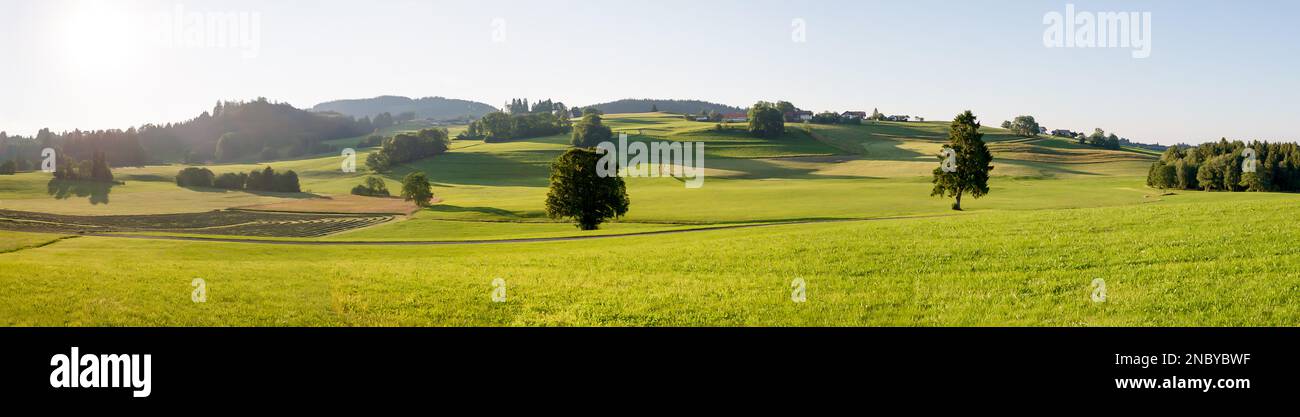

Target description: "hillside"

left=0, top=112, right=1157, bottom=220
left=3, top=112, right=1295, bottom=327
left=0, top=98, right=372, bottom=167
left=583, top=99, right=744, bottom=115
left=311, top=96, right=498, bottom=121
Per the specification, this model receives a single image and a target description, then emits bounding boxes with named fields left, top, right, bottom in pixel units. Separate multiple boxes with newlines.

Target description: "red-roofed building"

left=722, top=113, right=748, bottom=122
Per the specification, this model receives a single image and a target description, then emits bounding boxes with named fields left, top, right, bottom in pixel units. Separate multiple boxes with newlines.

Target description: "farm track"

left=0, top=209, right=394, bottom=238
left=71, top=214, right=963, bottom=246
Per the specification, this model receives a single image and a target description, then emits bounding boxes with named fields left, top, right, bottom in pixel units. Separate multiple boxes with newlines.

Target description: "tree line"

left=176, top=166, right=301, bottom=193
left=1, top=129, right=146, bottom=171
left=1, top=98, right=376, bottom=168
left=310, top=95, right=495, bottom=122
left=1061, top=128, right=1165, bottom=152
left=458, top=99, right=573, bottom=142
left=365, top=128, right=452, bottom=172
left=583, top=99, right=744, bottom=116
left=1147, top=139, right=1300, bottom=192
left=49, top=151, right=115, bottom=182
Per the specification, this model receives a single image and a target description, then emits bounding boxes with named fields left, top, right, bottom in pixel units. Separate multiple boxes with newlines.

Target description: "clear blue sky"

left=1, top=0, right=1297, bottom=145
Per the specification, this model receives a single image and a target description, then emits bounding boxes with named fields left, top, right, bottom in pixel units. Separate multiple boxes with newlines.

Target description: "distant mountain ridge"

left=311, top=96, right=498, bottom=121
left=583, top=99, right=745, bottom=115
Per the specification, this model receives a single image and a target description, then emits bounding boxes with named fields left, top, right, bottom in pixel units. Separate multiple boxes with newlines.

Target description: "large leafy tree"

left=571, top=113, right=613, bottom=148
left=775, top=101, right=798, bottom=115
left=545, top=148, right=629, bottom=230
left=401, top=171, right=435, bottom=207
left=931, top=110, right=994, bottom=210
left=1008, top=115, right=1041, bottom=137
left=747, top=101, right=785, bottom=138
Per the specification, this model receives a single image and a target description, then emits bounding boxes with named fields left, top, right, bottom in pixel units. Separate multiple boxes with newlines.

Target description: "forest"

left=0, top=98, right=375, bottom=168
left=1147, top=139, right=1300, bottom=192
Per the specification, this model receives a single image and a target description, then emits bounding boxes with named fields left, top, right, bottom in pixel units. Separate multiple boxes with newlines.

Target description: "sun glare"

left=58, top=1, right=142, bottom=78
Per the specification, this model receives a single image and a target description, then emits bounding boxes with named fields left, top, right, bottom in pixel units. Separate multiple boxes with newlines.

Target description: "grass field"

left=2, top=198, right=1297, bottom=326
left=2, top=112, right=1296, bottom=326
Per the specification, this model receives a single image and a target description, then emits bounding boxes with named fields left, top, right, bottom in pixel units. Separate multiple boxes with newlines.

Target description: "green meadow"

left=3, top=198, right=1298, bottom=326
left=2, top=113, right=1297, bottom=326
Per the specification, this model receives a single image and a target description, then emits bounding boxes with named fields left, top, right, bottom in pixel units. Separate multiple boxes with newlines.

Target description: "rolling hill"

left=583, top=99, right=745, bottom=115
left=311, top=96, right=498, bottom=121
left=6, top=112, right=1297, bottom=326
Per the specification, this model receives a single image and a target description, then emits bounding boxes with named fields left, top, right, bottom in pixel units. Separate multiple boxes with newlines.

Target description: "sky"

left=1, top=0, right=1297, bottom=145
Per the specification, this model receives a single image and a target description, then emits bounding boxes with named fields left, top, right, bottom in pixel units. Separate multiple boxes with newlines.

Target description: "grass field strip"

left=68, top=214, right=961, bottom=245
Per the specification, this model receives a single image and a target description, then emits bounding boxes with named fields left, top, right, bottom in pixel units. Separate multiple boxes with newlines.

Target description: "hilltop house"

left=722, top=113, right=748, bottom=123
left=785, top=110, right=813, bottom=122
left=886, top=115, right=911, bottom=122
left=841, top=111, right=867, bottom=120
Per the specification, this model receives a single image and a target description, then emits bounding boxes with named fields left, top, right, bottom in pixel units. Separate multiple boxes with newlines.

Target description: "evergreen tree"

left=931, top=111, right=994, bottom=210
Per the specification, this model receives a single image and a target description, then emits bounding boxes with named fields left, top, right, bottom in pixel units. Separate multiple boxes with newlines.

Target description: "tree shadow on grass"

left=242, top=190, right=323, bottom=199
left=47, top=179, right=116, bottom=205
left=178, top=186, right=231, bottom=193
left=120, top=174, right=170, bottom=182
left=175, top=185, right=321, bottom=199
left=392, top=152, right=554, bottom=187
left=425, top=204, right=539, bottom=219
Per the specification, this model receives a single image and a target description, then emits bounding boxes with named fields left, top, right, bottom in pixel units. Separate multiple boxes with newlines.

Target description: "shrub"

left=351, top=176, right=391, bottom=197
left=274, top=170, right=301, bottom=193
left=176, top=167, right=215, bottom=187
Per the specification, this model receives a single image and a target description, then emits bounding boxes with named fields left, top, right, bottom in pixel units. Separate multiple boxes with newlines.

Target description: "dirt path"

left=79, top=214, right=960, bottom=246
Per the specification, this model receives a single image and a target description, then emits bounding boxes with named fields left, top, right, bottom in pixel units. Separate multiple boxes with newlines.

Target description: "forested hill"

left=583, top=99, right=745, bottom=115
left=311, top=96, right=498, bottom=121
left=0, top=98, right=374, bottom=166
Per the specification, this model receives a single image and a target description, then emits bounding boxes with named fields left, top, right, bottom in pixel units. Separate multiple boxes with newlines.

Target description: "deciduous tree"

left=544, top=148, right=629, bottom=230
